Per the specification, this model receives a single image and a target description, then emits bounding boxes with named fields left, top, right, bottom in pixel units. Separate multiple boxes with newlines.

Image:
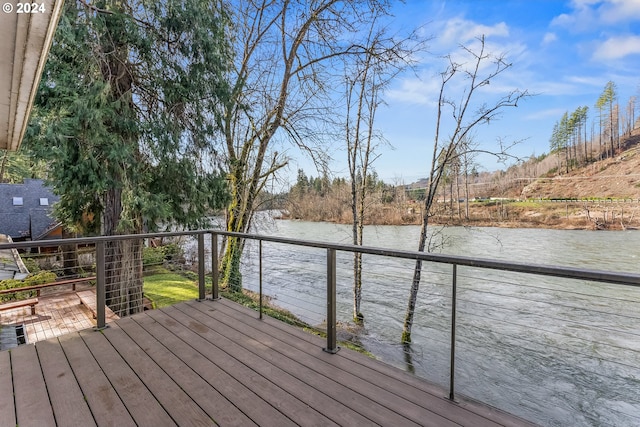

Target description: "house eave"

left=0, top=0, right=64, bottom=151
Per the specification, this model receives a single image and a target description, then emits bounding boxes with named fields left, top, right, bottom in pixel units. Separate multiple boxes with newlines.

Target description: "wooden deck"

left=0, top=291, right=95, bottom=344
left=0, top=298, right=538, bottom=427
left=77, top=289, right=120, bottom=322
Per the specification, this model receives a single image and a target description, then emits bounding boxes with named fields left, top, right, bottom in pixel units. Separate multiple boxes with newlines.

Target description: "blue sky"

left=287, top=0, right=640, bottom=186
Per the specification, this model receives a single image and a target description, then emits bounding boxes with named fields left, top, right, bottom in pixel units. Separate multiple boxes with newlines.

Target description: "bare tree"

left=460, top=138, right=480, bottom=219
left=596, top=81, right=618, bottom=159
left=401, top=36, right=531, bottom=343
left=218, top=0, right=393, bottom=290
left=624, top=96, right=636, bottom=137
left=344, top=20, right=421, bottom=323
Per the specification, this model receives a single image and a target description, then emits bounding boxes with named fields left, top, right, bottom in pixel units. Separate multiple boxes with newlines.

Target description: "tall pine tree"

left=25, top=0, right=231, bottom=315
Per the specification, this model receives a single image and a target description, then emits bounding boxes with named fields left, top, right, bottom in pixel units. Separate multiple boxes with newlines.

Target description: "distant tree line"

left=286, top=169, right=401, bottom=223
left=549, top=81, right=638, bottom=172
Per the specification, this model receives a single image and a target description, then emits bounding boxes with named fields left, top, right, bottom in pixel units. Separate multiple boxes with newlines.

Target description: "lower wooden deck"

left=0, top=298, right=537, bottom=427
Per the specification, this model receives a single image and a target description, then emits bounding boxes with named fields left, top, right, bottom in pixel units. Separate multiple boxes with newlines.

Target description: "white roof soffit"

left=0, top=0, right=65, bottom=151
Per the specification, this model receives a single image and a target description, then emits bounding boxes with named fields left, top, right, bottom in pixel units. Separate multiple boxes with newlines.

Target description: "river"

left=225, top=217, right=640, bottom=426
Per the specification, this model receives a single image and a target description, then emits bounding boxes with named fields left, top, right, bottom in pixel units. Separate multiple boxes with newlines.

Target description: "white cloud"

left=552, top=0, right=640, bottom=29
left=542, top=32, right=557, bottom=45
left=525, top=79, right=587, bottom=97
left=439, top=18, right=510, bottom=46
left=425, top=16, right=525, bottom=73
left=598, top=0, right=640, bottom=24
left=593, top=35, right=640, bottom=60
left=387, top=76, right=439, bottom=106
left=565, top=75, right=608, bottom=87
left=525, top=108, right=569, bottom=121
left=388, top=18, right=531, bottom=109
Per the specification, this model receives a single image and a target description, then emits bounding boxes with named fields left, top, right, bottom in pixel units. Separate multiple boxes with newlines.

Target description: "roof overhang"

left=0, top=0, right=65, bottom=151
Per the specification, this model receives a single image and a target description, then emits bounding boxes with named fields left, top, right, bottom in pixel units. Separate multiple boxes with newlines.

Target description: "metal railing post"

left=324, top=248, right=339, bottom=354
left=259, top=240, right=263, bottom=319
left=197, top=233, right=205, bottom=301
left=449, top=264, right=458, bottom=400
left=95, top=241, right=107, bottom=330
left=211, top=233, right=219, bottom=300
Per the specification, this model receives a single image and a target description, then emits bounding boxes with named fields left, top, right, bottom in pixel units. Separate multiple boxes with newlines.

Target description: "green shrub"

left=162, top=243, right=184, bottom=261
left=143, top=243, right=186, bottom=268
left=0, top=271, right=57, bottom=302
left=143, top=247, right=166, bottom=267
left=21, top=257, right=41, bottom=273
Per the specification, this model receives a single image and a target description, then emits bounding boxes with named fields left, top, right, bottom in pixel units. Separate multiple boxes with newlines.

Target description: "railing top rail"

left=0, top=230, right=209, bottom=250
left=210, top=230, right=640, bottom=288
left=1, top=228, right=638, bottom=288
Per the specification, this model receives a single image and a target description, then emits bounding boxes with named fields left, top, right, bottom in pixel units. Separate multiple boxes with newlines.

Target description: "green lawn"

left=143, top=271, right=198, bottom=308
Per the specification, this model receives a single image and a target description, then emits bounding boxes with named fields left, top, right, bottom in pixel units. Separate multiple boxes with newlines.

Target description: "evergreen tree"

left=596, top=81, right=618, bottom=158
left=25, top=0, right=231, bottom=315
left=0, top=149, right=44, bottom=183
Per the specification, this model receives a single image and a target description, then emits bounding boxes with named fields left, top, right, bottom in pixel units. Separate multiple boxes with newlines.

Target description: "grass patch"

left=143, top=271, right=198, bottom=308
left=221, top=288, right=309, bottom=328
left=509, top=200, right=542, bottom=208
left=143, top=269, right=371, bottom=355
left=221, top=288, right=370, bottom=354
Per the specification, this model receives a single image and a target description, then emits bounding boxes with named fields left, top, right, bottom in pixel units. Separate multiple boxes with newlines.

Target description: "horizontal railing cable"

left=457, top=312, right=640, bottom=372
left=458, top=286, right=640, bottom=326
left=458, top=269, right=640, bottom=305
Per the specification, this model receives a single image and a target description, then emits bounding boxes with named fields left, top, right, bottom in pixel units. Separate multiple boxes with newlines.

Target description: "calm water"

left=229, top=217, right=640, bottom=426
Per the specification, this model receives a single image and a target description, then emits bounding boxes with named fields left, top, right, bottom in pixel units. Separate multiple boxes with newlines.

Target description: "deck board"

left=101, top=325, right=216, bottom=426
left=132, top=312, right=295, bottom=427
left=57, top=332, right=137, bottom=427
left=177, top=301, right=446, bottom=427
left=146, top=308, right=337, bottom=426
left=112, top=317, right=258, bottom=427
left=78, top=329, right=177, bottom=426
left=207, top=299, right=507, bottom=427
left=10, top=343, right=56, bottom=427
left=167, top=304, right=389, bottom=427
left=216, top=298, right=535, bottom=427
left=0, top=350, right=16, bottom=427
left=1, top=298, right=538, bottom=427
left=35, top=339, right=96, bottom=427
left=188, top=300, right=479, bottom=427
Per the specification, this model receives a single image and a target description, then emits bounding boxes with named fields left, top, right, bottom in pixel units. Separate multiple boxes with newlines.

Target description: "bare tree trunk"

left=449, top=176, right=454, bottom=218
left=402, top=194, right=434, bottom=343
left=220, top=165, right=250, bottom=291
left=464, top=170, right=470, bottom=220
left=219, top=1, right=393, bottom=290
left=401, top=36, right=529, bottom=343
left=104, top=238, right=143, bottom=316
left=344, top=19, right=415, bottom=324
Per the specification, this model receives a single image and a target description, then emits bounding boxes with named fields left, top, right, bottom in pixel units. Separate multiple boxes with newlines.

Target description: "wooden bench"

left=0, top=277, right=96, bottom=317
left=76, top=290, right=119, bottom=322
left=0, top=276, right=97, bottom=298
left=0, top=298, right=39, bottom=315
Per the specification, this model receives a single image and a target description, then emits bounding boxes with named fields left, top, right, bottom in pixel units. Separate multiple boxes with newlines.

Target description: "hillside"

left=440, top=128, right=640, bottom=230
left=283, top=128, right=640, bottom=230
left=520, top=129, right=640, bottom=200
